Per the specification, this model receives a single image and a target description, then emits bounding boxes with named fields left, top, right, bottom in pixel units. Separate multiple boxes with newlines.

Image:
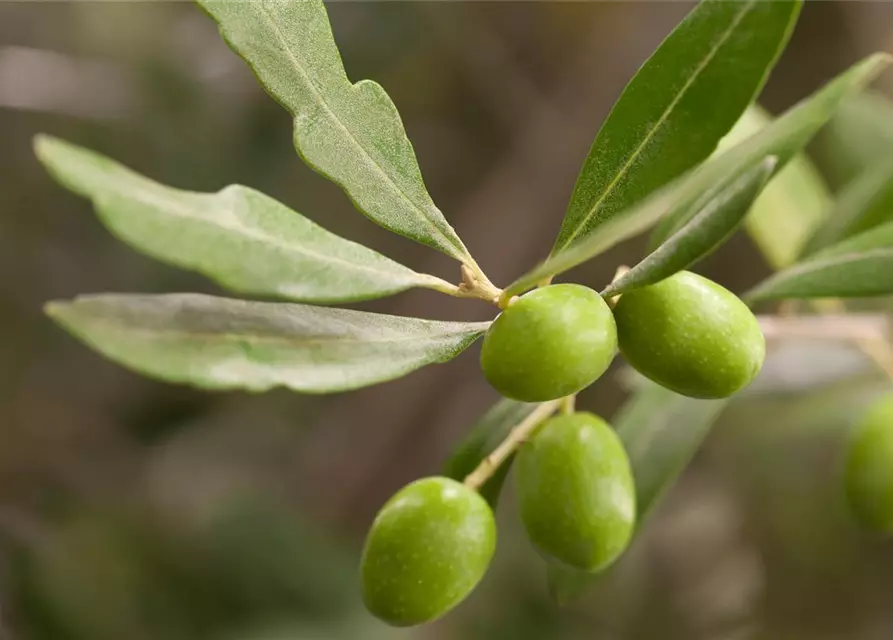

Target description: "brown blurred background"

left=2, top=2, right=893, bottom=639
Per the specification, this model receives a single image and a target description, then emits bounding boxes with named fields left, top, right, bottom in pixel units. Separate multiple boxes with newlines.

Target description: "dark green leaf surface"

left=602, top=156, right=776, bottom=297
left=46, top=294, right=489, bottom=394
left=800, top=154, right=893, bottom=256
left=35, top=135, right=451, bottom=304
left=505, top=54, right=889, bottom=301
left=197, top=0, right=471, bottom=262
left=744, top=220, right=893, bottom=302
left=551, top=0, right=801, bottom=255
left=711, top=104, right=832, bottom=269
left=443, top=399, right=540, bottom=508
left=548, top=382, right=729, bottom=604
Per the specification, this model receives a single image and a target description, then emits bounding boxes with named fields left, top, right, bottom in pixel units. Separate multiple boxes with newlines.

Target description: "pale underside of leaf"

left=197, top=0, right=471, bottom=262
left=47, top=294, right=490, bottom=394
left=35, top=135, right=448, bottom=304
left=552, top=0, right=801, bottom=255
left=602, top=155, right=776, bottom=297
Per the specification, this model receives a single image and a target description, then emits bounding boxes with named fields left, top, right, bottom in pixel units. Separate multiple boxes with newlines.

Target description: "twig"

left=463, top=399, right=562, bottom=490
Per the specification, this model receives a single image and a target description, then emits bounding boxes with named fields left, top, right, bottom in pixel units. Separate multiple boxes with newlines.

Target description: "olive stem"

left=758, top=313, right=890, bottom=343
left=428, top=265, right=505, bottom=306
left=604, top=265, right=630, bottom=309
left=463, top=400, right=563, bottom=491
left=561, top=394, right=576, bottom=414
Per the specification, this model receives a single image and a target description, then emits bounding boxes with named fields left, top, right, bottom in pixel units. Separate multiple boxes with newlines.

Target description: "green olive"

left=844, top=394, right=893, bottom=534
left=613, top=271, right=764, bottom=399
left=360, top=476, right=496, bottom=626
left=515, top=412, right=636, bottom=572
left=480, top=284, right=617, bottom=402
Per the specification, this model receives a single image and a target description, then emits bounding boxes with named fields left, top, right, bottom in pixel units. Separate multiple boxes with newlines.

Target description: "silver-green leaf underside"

left=46, top=294, right=489, bottom=394
left=602, top=156, right=776, bottom=297
left=35, top=135, right=450, bottom=305
left=744, top=221, right=893, bottom=303
left=197, top=0, right=471, bottom=262
left=504, top=54, right=889, bottom=301
left=548, top=381, right=730, bottom=604
left=551, top=0, right=801, bottom=255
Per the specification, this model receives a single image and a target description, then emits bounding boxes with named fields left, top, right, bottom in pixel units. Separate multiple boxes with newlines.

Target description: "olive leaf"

left=709, top=104, right=832, bottom=269
left=504, top=54, right=889, bottom=301
left=602, top=155, right=776, bottom=298
left=197, top=0, right=472, bottom=263
left=548, top=382, right=730, bottom=605
left=46, top=294, right=489, bottom=394
left=744, top=220, right=893, bottom=303
left=800, top=154, right=893, bottom=257
left=821, top=91, right=893, bottom=187
left=443, top=399, right=540, bottom=509
left=35, top=135, right=453, bottom=305
left=551, top=0, right=801, bottom=255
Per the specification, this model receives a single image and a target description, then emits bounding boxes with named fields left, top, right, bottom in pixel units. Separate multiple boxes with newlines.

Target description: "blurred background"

left=2, top=2, right=893, bottom=639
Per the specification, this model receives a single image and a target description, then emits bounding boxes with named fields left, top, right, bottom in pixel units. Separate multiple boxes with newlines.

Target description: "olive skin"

left=480, top=284, right=617, bottom=402
left=360, top=477, right=496, bottom=627
left=844, top=395, right=893, bottom=534
left=515, top=412, right=636, bottom=572
left=613, top=271, right=764, bottom=399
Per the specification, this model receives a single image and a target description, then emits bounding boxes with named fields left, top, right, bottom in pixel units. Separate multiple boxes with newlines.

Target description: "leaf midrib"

left=255, top=2, right=465, bottom=260
left=556, top=0, right=758, bottom=253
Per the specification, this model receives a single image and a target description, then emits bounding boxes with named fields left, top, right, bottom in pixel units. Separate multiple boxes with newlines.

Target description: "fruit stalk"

left=463, top=399, right=563, bottom=490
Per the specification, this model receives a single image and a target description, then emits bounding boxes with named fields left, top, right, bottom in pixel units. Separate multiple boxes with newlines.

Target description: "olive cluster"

left=360, top=270, right=771, bottom=626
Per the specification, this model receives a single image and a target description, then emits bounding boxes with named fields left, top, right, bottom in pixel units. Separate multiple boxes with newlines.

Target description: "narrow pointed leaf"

left=602, top=156, right=776, bottom=297
left=548, top=382, right=730, bottom=604
left=800, top=154, right=893, bottom=256
left=46, top=294, right=489, bottom=394
left=551, top=0, right=801, bottom=255
left=505, top=54, right=889, bottom=301
left=651, top=54, right=890, bottom=246
left=197, top=0, right=471, bottom=262
left=443, top=399, right=540, bottom=508
left=744, top=220, right=893, bottom=303
left=35, top=135, right=450, bottom=305
left=821, top=91, right=893, bottom=186
left=710, top=104, right=832, bottom=269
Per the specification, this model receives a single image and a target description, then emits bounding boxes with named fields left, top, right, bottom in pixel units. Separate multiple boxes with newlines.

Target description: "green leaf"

left=650, top=53, right=890, bottom=248
left=504, top=54, right=889, bottom=301
left=800, top=154, right=893, bottom=256
left=711, top=104, right=832, bottom=269
left=34, top=135, right=451, bottom=305
left=46, top=294, right=489, bottom=394
left=819, top=90, right=893, bottom=187
left=601, top=155, right=776, bottom=297
left=197, top=0, right=471, bottom=262
left=551, top=0, right=801, bottom=255
left=548, top=381, right=729, bottom=604
left=744, top=221, right=893, bottom=303
left=442, top=399, right=540, bottom=508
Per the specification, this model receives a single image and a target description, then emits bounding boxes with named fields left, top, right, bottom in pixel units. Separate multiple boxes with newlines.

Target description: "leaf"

left=34, top=135, right=451, bottom=305
left=819, top=90, right=893, bottom=187
left=651, top=54, right=890, bottom=248
left=602, top=155, right=776, bottom=297
left=442, top=399, right=540, bottom=508
left=800, top=153, right=893, bottom=256
left=548, top=382, right=730, bottom=604
left=197, top=0, right=471, bottom=262
left=504, top=54, right=890, bottom=301
left=711, top=104, right=832, bottom=269
left=551, top=0, right=802, bottom=255
left=744, top=221, right=893, bottom=303
left=46, top=294, right=489, bottom=394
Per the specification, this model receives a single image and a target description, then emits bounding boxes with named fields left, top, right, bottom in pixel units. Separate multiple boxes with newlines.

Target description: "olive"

left=844, top=394, right=893, bottom=534
left=613, top=271, right=764, bottom=399
left=515, top=412, right=636, bottom=572
left=480, top=284, right=617, bottom=402
left=360, top=477, right=496, bottom=626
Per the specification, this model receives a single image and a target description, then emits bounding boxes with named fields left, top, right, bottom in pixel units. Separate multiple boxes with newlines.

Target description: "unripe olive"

left=844, top=394, right=893, bottom=534
left=515, top=412, right=635, bottom=572
left=360, top=476, right=496, bottom=627
left=613, top=271, right=764, bottom=399
left=480, top=284, right=617, bottom=402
